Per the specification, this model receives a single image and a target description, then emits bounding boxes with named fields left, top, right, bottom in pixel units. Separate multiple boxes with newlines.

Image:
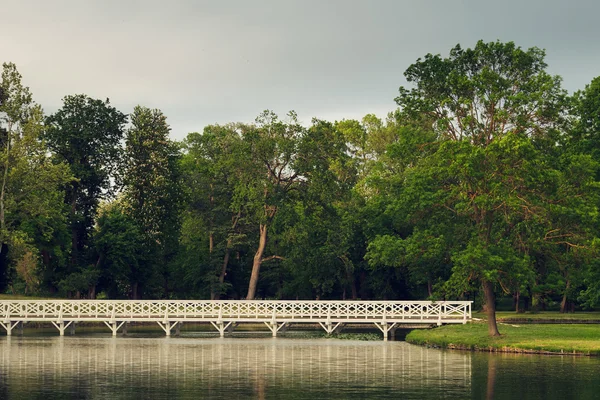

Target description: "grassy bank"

left=473, top=311, right=600, bottom=323
left=406, top=322, right=600, bottom=356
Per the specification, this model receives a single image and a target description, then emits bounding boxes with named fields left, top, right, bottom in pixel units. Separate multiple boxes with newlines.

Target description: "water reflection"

left=472, top=351, right=600, bottom=400
left=0, top=337, right=471, bottom=399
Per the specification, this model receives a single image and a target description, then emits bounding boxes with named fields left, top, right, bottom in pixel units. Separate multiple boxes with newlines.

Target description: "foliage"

left=0, top=41, right=599, bottom=314
left=45, top=94, right=126, bottom=289
left=121, top=105, right=183, bottom=298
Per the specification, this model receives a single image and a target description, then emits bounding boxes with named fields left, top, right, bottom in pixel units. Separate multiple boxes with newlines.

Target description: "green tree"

left=123, top=105, right=183, bottom=298
left=93, top=201, right=146, bottom=298
left=0, top=63, right=72, bottom=293
left=390, top=41, right=570, bottom=336
left=180, top=126, right=248, bottom=299
left=45, top=95, right=126, bottom=290
left=234, top=111, right=304, bottom=300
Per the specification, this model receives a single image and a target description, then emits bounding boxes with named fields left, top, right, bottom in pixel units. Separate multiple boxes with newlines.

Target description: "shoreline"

left=405, top=322, right=600, bottom=357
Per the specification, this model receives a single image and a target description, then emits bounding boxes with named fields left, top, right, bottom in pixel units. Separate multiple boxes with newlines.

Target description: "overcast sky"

left=2, top=0, right=599, bottom=140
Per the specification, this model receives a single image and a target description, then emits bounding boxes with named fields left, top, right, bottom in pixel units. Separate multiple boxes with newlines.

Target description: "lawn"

left=406, top=322, right=600, bottom=356
left=473, top=311, right=600, bottom=322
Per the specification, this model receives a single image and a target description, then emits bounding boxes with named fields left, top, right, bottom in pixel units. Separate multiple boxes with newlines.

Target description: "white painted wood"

left=0, top=300, right=472, bottom=340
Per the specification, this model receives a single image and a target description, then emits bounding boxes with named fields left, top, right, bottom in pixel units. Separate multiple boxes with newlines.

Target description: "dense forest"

left=1, top=41, right=599, bottom=335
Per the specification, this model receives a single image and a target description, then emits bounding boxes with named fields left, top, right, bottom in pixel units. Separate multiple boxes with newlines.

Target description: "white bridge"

left=0, top=300, right=472, bottom=341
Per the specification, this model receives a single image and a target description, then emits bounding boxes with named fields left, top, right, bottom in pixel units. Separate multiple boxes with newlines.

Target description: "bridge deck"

left=1, top=300, right=472, bottom=340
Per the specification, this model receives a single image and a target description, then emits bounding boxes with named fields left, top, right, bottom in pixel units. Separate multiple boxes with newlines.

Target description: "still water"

left=0, top=335, right=599, bottom=399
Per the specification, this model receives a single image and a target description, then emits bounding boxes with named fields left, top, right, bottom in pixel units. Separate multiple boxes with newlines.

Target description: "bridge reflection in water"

left=0, top=337, right=472, bottom=399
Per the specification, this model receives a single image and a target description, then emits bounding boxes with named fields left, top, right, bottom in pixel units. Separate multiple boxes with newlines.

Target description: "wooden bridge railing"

left=1, top=300, right=472, bottom=340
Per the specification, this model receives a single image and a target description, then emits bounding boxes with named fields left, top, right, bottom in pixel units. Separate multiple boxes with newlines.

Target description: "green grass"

left=406, top=322, right=600, bottom=356
left=473, top=311, right=600, bottom=322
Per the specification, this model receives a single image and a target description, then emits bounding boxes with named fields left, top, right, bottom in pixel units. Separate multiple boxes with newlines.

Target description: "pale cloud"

left=1, top=0, right=599, bottom=139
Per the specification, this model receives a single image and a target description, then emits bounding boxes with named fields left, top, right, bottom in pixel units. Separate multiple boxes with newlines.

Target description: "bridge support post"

left=210, top=321, right=232, bottom=337
left=122, top=322, right=128, bottom=335
left=52, top=321, right=73, bottom=336
left=264, top=321, right=286, bottom=337
left=374, top=322, right=397, bottom=341
left=318, top=322, right=343, bottom=335
left=0, top=321, right=17, bottom=336
left=103, top=321, right=126, bottom=336
left=157, top=321, right=179, bottom=336
left=69, top=322, right=76, bottom=335
left=175, top=322, right=181, bottom=336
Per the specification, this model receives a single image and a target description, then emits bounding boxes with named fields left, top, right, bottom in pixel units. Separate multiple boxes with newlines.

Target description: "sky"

left=1, top=0, right=599, bottom=140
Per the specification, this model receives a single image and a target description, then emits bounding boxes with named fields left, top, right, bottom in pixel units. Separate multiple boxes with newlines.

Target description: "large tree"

left=122, top=105, right=183, bottom=298
left=390, top=41, right=571, bottom=336
left=234, top=111, right=305, bottom=300
left=0, top=63, right=72, bottom=293
left=45, top=95, right=126, bottom=282
left=180, top=126, right=248, bottom=299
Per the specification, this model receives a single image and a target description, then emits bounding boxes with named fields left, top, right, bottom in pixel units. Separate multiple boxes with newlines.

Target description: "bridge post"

left=52, top=321, right=73, bottom=336
left=175, top=322, right=181, bottom=336
left=374, top=322, right=397, bottom=341
left=0, top=321, right=16, bottom=336
left=157, top=321, right=179, bottom=336
left=103, top=321, right=125, bottom=336
left=271, top=310, right=277, bottom=337
left=70, top=322, right=76, bottom=335
left=210, top=321, right=232, bottom=337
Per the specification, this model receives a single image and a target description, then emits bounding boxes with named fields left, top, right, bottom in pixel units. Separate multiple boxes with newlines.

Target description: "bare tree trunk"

left=0, top=126, right=10, bottom=235
left=483, top=280, right=500, bottom=336
left=515, top=290, right=521, bottom=313
left=132, top=281, right=139, bottom=300
left=345, top=268, right=357, bottom=300
left=427, top=279, right=433, bottom=297
left=209, top=232, right=216, bottom=300
left=70, top=195, right=78, bottom=267
left=246, top=223, right=267, bottom=300
left=560, top=280, right=571, bottom=313
left=214, top=244, right=231, bottom=301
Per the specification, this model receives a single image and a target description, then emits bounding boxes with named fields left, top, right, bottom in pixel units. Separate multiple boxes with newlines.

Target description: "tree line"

left=1, top=40, right=599, bottom=335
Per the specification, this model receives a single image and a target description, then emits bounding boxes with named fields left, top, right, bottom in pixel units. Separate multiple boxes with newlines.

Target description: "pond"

left=0, top=335, right=599, bottom=399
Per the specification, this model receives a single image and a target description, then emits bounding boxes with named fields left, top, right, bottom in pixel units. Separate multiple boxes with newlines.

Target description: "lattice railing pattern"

left=1, top=300, right=471, bottom=321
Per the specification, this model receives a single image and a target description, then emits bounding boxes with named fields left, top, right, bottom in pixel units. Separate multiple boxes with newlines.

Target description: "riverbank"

left=472, top=311, right=600, bottom=323
left=406, top=322, right=600, bottom=356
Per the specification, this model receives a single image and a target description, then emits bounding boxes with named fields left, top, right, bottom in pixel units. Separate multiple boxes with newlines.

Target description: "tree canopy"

left=1, top=41, right=599, bottom=336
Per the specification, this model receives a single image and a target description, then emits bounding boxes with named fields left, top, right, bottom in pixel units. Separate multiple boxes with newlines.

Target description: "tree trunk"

left=70, top=194, right=78, bottom=267
left=209, top=232, right=216, bottom=300
left=483, top=280, right=500, bottom=336
left=246, top=223, right=268, bottom=300
left=346, top=268, right=357, bottom=300
left=132, top=281, right=139, bottom=300
left=0, top=128, right=10, bottom=234
left=214, top=244, right=231, bottom=301
left=427, top=279, right=433, bottom=297
left=514, top=290, right=521, bottom=313
left=560, top=280, right=571, bottom=314
left=88, top=285, right=96, bottom=299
